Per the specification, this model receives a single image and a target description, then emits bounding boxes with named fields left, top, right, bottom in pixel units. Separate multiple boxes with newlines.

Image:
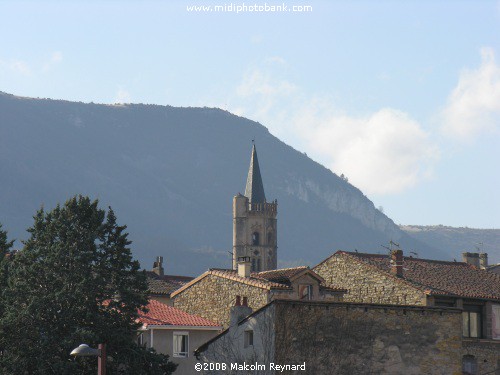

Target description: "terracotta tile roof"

left=337, top=251, right=500, bottom=301
left=146, top=272, right=194, bottom=296
left=138, top=299, right=220, bottom=328
left=209, top=269, right=291, bottom=289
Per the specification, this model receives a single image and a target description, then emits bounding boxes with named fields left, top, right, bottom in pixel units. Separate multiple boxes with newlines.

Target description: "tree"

left=0, top=223, right=14, bottom=317
left=0, top=196, right=177, bottom=374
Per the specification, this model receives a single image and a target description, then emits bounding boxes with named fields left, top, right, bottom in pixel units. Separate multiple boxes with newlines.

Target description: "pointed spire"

left=244, top=144, right=266, bottom=204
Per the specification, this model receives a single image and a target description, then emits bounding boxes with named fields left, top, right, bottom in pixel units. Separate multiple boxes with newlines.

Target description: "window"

left=267, top=232, right=273, bottom=245
left=463, top=305, right=482, bottom=338
left=492, top=304, right=500, bottom=340
left=173, top=332, right=189, bottom=358
left=299, top=285, right=313, bottom=300
left=244, top=330, right=254, bottom=348
left=462, top=355, right=478, bottom=375
left=252, top=232, right=260, bottom=245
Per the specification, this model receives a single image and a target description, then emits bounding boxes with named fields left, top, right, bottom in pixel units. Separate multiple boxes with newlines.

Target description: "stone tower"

left=233, top=144, right=278, bottom=272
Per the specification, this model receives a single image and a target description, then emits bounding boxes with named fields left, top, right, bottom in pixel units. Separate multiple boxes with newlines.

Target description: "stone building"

left=232, top=144, right=278, bottom=272
left=137, top=299, right=221, bottom=375
left=195, top=299, right=463, bottom=375
left=313, top=249, right=500, bottom=375
left=172, top=262, right=345, bottom=327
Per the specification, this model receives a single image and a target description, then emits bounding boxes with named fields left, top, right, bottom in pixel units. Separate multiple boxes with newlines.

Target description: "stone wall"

left=462, top=339, right=500, bottom=375
left=314, top=253, right=427, bottom=305
left=173, top=274, right=270, bottom=327
left=274, top=301, right=463, bottom=375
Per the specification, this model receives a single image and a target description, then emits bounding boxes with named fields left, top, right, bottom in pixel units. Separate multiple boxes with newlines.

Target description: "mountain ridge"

left=0, top=91, right=447, bottom=275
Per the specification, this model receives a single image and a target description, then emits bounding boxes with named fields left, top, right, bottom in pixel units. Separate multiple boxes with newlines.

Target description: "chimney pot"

left=242, top=297, right=248, bottom=306
left=235, top=295, right=241, bottom=306
left=152, top=256, right=164, bottom=276
left=479, top=253, right=488, bottom=269
left=462, top=252, right=480, bottom=268
left=391, top=249, right=404, bottom=277
left=237, top=256, right=251, bottom=278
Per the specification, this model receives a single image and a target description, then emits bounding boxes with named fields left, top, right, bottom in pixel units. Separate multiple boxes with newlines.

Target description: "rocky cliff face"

left=297, top=178, right=400, bottom=239
left=0, top=92, right=442, bottom=275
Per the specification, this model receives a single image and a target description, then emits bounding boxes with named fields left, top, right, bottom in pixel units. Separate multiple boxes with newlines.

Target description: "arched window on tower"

left=252, top=232, right=260, bottom=246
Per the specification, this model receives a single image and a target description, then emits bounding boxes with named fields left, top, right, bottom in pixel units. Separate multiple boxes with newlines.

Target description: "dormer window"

left=252, top=232, right=260, bottom=245
left=299, top=285, right=313, bottom=300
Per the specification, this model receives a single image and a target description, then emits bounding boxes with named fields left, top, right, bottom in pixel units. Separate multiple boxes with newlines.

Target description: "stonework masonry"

left=173, top=274, right=270, bottom=327
left=462, top=339, right=500, bottom=375
left=274, top=301, right=463, bottom=375
left=314, top=253, right=427, bottom=305
left=197, top=300, right=464, bottom=375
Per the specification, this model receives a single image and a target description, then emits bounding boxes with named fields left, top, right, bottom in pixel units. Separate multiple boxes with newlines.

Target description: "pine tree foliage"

left=0, top=223, right=14, bottom=320
left=0, top=196, right=177, bottom=374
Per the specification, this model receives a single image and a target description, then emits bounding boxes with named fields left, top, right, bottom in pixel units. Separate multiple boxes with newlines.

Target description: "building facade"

left=313, top=249, right=500, bottom=375
left=196, top=299, right=463, bottom=375
left=137, top=299, right=221, bottom=375
left=172, top=264, right=345, bottom=327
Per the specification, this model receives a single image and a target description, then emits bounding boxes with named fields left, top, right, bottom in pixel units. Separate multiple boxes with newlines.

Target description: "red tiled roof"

left=337, top=251, right=500, bottom=301
left=138, top=299, right=220, bottom=328
left=146, top=272, right=194, bottom=296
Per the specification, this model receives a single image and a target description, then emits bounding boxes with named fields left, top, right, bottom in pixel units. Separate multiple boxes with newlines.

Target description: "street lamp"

left=70, top=343, right=107, bottom=375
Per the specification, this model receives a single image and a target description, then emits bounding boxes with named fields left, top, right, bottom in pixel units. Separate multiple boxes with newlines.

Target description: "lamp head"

left=70, top=344, right=99, bottom=357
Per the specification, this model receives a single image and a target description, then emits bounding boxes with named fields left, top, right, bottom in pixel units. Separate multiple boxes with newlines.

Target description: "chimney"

left=152, top=256, right=164, bottom=276
left=230, top=295, right=252, bottom=327
left=479, top=253, right=488, bottom=269
left=462, top=252, right=480, bottom=268
left=390, top=249, right=404, bottom=277
left=237, top=256, right=251, bottom=278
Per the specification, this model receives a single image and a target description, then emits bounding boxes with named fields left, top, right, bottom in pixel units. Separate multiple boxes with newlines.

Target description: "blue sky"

left=1, top=0, right=499, bottom=228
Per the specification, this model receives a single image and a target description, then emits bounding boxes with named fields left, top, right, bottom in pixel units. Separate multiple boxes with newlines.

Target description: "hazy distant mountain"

left=0, top=92, right=447, bottom=275
left=401, top=225, right=500, bottom=265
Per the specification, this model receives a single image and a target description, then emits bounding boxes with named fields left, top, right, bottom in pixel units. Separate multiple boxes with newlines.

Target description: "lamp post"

left=70, top=343, right=106, bottom=375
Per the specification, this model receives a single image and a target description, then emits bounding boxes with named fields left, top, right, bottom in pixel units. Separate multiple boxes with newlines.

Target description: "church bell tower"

left=232, top=144, right=278, bottom=272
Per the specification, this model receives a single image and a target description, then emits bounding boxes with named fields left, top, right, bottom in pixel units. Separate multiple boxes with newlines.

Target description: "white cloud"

left=228, top=61, right=439, bottom=196
left=114, top=88, right=132, bottom=104
left=0, top=59, right=31, bottom=75
left=42, top=51, right=63, bottom=72
left=442, top=47, right=500, bottom=139
left=293, top=105, right=439, bottom=195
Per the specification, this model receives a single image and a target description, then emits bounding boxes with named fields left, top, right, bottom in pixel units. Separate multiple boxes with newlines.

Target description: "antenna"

left=476, top=242, right=484, bottom=254
left=381, top=240, right=400, bottom=253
